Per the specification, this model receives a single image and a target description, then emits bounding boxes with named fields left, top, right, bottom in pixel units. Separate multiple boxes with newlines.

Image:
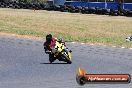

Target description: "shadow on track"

left=40, top=62, right=68, bottom=64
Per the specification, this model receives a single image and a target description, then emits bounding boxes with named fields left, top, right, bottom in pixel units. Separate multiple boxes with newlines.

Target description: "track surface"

left=0, top=35, right=132, bottom=88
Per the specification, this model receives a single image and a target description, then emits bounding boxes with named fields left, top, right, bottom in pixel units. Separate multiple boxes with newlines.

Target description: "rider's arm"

left=43, top=42, right=51, bottom=54
left=44, top=46, right=47, bottom=52
left=44, top=46, right=52, bottom=54
left=43, top=42, right=47, bottom=51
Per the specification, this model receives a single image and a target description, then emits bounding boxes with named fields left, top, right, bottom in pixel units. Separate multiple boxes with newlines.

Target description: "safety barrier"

left=0, top=1, right=132, bottom=17
left=65, top=1, right=132, bottom=10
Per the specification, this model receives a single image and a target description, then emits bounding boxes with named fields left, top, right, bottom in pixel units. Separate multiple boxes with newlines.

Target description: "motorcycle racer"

left=43, top=34, right=69, bottom=63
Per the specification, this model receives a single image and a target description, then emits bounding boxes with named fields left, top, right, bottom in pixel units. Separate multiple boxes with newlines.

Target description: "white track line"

left=81, top=43, right=85, bottom=45
left=71, top=42, right=75, bottom=44
left=112, top=46, right=116, bottom=47
left=90, top=44, right=94, bottom=46
left=71, top=42, right=131, bottom=50
left=103, top=45, right=107, bottom=46
left=121, top=47, right=125, bottom=49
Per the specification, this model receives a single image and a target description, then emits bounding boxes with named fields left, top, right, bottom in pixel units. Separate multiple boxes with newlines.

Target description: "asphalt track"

left=0, top=35, right=132, bottom=88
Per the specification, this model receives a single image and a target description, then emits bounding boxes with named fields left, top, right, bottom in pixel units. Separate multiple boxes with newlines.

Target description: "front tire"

left=61, top=54, right=72, bottom=64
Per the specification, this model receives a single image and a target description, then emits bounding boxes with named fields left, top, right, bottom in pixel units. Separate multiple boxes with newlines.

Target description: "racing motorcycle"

left=49, top=40, right=72, bottom=64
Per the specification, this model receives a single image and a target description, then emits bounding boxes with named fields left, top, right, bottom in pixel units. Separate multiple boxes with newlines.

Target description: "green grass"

left=0, top=25, right=44, bottom=37
left=0, top=8, right=132, bottom=48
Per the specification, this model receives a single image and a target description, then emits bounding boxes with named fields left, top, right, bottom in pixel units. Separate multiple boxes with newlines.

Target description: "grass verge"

left=0, top=8, right=132, bottom=48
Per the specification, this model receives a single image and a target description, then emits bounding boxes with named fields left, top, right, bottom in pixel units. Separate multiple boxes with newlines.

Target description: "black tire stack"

left=0, top=1, right=46, bottom=10
left=49, top=5, right=132, bottom=17
left=0, top=1, right=132, bottom=17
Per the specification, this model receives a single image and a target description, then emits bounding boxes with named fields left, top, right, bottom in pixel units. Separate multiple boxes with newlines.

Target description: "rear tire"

left=49, top=54, right=55, bottom=63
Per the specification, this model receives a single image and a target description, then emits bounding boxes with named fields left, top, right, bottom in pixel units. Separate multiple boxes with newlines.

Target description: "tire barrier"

left=0, top=1, right=132, bottom=17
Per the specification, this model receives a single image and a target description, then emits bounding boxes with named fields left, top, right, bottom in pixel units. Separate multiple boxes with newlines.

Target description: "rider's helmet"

left=46, top=34, right=52, bottom=42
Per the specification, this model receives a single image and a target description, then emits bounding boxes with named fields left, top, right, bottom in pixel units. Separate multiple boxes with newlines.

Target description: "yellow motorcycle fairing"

left=50, top=41, right=72, bottom=61
left=51, top=41, right=64, bottom=56
left=56, top=41, right=64, bottom=52
left=68, top=52, right=72, bottom=60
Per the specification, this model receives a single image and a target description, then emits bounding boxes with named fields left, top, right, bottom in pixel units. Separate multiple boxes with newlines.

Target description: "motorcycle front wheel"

left=61, top=53, right=72, bottom=64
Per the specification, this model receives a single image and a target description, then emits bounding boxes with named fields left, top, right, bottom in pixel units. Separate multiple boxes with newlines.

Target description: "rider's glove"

left=44, top=46, right=47, bottom=51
